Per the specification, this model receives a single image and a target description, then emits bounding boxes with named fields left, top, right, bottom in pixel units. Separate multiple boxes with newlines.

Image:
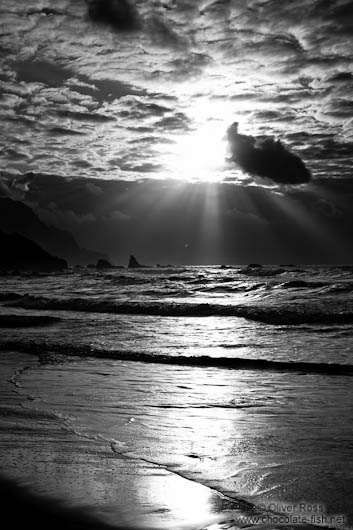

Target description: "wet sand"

left=0, top=351, right=248, bottom=530
left=1, top=349, right=352, bottom=530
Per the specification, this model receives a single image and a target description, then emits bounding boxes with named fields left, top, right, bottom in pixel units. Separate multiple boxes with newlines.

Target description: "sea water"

left=0, top=265, right=352, bottom=529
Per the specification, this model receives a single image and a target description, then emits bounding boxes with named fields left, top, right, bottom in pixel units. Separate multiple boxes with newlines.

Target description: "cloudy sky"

left=1, top=0, right=353, bottom=264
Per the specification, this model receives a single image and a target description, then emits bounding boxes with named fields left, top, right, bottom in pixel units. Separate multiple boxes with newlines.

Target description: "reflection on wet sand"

left=1, top=352, right=353, bottom=529
left=0, top=352, right=246, bottom=529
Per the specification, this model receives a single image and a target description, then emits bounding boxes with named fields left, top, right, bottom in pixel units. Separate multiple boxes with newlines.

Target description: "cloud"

left=86, top=0, right=188, bottom=49
left=322, top=99, right=353, bottom=119
left=56, top=109, right=116, bottom=122
left=38, top=204, right=97, bottom=226
left=16, top=61, right=73, bottom=88
left=326, top=71, right=353, bottom=83
left=146, top=14, right=188, bottom=48
left=251, top=109, right=297, bottom=123
left=155, top=112, right=190, bottom=131
left=86, top=182, right=103, bottom=196
left=71, top=76, right=146, bottom=104
left=1, top=0, right=353, bottom=184
left=48, top=126, right=85, bottom=136
left=86, top=0, right=140, bottom=30
left=27, top=7, right=64, bottom=17
left=227, top=122, right=311, bottom=184
left=103, top=209, right=130, bottom=221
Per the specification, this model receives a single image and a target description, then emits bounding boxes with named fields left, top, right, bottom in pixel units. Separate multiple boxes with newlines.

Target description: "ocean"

left=0, top=264, right=353, bottom=529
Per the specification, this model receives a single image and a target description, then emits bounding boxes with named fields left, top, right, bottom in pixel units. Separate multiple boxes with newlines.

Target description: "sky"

left=1, top=0, right=353, bottom=264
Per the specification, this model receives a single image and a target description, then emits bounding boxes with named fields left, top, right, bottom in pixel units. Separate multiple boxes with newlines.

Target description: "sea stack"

left=96, top=258, right=113, bottom=269
left=128, top=254, right=143, bottom=268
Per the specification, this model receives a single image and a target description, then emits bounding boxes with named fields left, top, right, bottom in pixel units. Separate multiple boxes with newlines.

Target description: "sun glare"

left=153, top=94, right=258, bottom=182
left=168, top=122, right=228, bottom=182
left=153, top=96, right=238, bottom=182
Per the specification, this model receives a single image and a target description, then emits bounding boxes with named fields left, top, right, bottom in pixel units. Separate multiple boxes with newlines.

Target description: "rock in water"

left=128, top=254, right=144, bottom=268
left=96, top=258, right=113, bottom=269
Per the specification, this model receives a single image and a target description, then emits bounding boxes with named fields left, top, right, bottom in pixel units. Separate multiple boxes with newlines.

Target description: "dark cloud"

left=164, top=53, right=212, bottom=79
left=147, top=14, right=187, bottom=47
left=115, top=98, right=170, bottom=119
left=155, top=112, right=190, bottom=131
left=16, top=61, right=72, bottom=88
left=86, top=0, right=140, bottom=30
left=227, top=122, right=311, bottom=185
left=251, top=109, right=296, bottom=123
left=327, top=72, right=353, bottom=83
left=48, top=127, right=85, bottom=136
left=27, top=7, right=64, bottom=17
left=56, top=109, right=116, bottom=122
left=199, top=0, right=231, bottom=17
left=303, top=137, right=353, bottom=161
left=119, top=162, right=163, bottom=173
left=68, top=77, right=145, bottom=104
left=15, top=59, right=145, bottom=106
left=242, top=33, right=304, bottom=60
left=86, top=0, right=190, bottom=49
left=323, top=99, right=353, bottom=119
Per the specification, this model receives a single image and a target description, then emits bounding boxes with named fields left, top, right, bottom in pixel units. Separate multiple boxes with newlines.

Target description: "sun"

left=153, top=95, right=256, bottom=182
left=167, top=121, right=228, bottom=182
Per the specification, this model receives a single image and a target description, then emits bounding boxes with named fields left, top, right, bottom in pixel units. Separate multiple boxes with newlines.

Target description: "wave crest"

left=3, top=292, right=353, bottom=325
left=0, top=339, right=352, bottom=376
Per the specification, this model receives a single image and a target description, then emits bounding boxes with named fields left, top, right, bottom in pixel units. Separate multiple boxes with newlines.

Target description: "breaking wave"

left=0, top=339, right=352, bottom=376
left=3, top=292, right=353, bottom=325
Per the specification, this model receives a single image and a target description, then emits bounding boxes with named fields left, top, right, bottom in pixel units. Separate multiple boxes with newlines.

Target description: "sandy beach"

left=0, top=350, right=253, bottom=530
left=1, top=340, right=352, bottom=530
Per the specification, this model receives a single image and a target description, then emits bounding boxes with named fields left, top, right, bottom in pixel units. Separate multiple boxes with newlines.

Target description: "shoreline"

left=0, top=350, right=250, bottom=530
left=1, top=348, right=352, bottom=530
left=1, top=339, right=352, bottom=376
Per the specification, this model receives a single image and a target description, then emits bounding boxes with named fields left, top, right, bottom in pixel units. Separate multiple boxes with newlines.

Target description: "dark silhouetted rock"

left=0, top=197, right=107, bottom=266
left=128, top=254, right=144, bottom=268
left=239, top=266, right=285, bottom=277
left=248, top=263, right=263, bottom=268
left=0, top=230, right=67, bottom=272
left=96, top=258, right=113, bottom=269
